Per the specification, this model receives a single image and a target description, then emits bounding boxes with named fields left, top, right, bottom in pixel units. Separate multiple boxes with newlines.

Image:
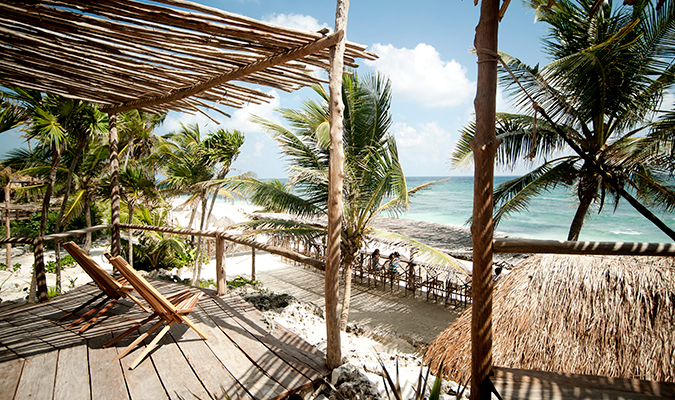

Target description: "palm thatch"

left=424, top=254, right=675, bottom=383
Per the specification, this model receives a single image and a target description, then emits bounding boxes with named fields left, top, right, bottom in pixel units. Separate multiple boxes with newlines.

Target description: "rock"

left=243, top=292, right=297, bottom=312
left=330, top=364, right=383, bottom=400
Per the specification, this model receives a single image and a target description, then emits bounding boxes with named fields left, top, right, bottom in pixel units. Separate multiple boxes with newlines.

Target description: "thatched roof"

left=0, top=0, right=376, bottom=115
left=424, top=254, right=675, bottom=383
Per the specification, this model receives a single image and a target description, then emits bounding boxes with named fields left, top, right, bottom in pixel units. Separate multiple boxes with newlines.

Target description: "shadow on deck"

left=0, top=279, right=329, bottom=400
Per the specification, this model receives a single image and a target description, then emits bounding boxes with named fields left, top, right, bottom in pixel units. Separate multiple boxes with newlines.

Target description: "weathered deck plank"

left=191, top=302, right=288, bottom=400
left=0, top=358, right=23, bottom=400
left=54, top=345, right=90, bottom=400
left=13, top=351, right=57, bottom=400
left=147, top=324, right=212, bottom=400
left=199, top=297, right=313, bottom=396
left=0, top=279, right=329, bottom=400
left=493, top=367, right=675, bottom=399
left=170, top=321, right=254, bottom=400
left=116, top=328, right=169, bottom=400
left=88, top=333, right=130, bottom=400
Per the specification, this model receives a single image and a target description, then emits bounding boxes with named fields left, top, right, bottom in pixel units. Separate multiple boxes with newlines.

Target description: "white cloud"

left=365, top=43, right=475, bottom=108
left=261, top=13, right=329, bottom=33
left=391, top=121, right=456, bottom=175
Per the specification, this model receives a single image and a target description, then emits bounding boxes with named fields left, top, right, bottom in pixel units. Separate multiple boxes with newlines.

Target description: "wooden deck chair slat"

left=61, top=242, right=151, bottom=327
left=103, top=252, right=207, bottom=369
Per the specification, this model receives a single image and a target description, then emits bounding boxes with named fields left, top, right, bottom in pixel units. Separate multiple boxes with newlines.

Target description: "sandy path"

left=221, top=251, right=462, bottom=346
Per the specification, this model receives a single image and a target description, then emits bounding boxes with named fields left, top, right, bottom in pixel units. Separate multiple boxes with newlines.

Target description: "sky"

left=0, top=0, right=550, bottom=179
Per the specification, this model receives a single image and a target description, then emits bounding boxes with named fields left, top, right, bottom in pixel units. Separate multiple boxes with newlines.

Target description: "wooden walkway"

left=493, top=367, right=675, bottom=399
left=0, top=279, right=330, bottom=400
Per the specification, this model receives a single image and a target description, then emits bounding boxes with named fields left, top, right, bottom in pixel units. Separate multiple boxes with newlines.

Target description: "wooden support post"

left=215, top=234, right=226, bottom=296
left=471, top=0, right=500, bottom=398
left=251, top=247, right=256, bottom=282
left=325, top=0, right=349, bottom=370
left=109, top=113, right=121, bottom=257
left=33, top=237, right=48, bottom=302
left=5, top=184, right=10, bottom=268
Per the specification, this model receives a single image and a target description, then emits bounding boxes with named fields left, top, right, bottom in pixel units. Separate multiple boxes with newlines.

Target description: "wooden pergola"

left=0, top=0, right=376, bottom=370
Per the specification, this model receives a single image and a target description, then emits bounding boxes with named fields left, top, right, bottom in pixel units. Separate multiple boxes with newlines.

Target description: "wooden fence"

left=351, top=252, right=473, bottom=308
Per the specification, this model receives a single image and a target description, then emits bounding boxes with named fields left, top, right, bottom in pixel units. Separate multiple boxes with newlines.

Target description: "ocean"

left=401, top=176, right=675, bottom=243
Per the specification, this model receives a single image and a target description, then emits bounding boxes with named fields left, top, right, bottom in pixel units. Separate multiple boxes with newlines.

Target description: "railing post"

left=251, top=247, right=256, bottom=281
left=5, top=184, right=11, bottom=269
left=33, top=237, right=48, bottom=302
left=215, top=234, right=226, bottom=296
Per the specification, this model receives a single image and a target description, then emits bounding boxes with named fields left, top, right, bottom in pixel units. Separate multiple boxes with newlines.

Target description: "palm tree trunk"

left=84, top=194, right=92, bottom=253
left=471, top=0, right=500, bottom=397
left=128, top=201, right=135, bottom=267
left=567, top=182, right=597, bottom=241
left=33, top=142, right=61, bottom=302
left=339, top=249, right=356, bottom=331
left=192, top=193, right=208, bottom=286
left=536, top=107, right=675, bottom=241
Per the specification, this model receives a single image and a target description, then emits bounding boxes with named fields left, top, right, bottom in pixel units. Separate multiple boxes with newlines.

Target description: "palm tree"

left=159, top=123, right=216, bottom=285
left=202, top=129, right=245, bottom=225
left=119, top=166, right=159, bottom=267
left=62, top=139, right=110, bottom=252
left=451, top=0, right=675, bottom=241
left=2, top=88, right=76, bottom=300
left=119, top=110, right=166, bottom=171
left=232, top=72, right=464, bottom=330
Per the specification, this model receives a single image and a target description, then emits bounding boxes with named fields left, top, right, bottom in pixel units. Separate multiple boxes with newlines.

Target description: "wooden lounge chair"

left=103, top=252, right=207, bottom=370
left=58, top=241, right=150, bottom=332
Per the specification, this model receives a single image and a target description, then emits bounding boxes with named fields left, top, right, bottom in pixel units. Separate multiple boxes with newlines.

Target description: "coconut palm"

left=119, top=110, right=166, bottom=171
left=62, top=139, right=110, bottom=252
left=451, top=0, right=675, bottom=241
left=119, top=166, right=159, bottom=267
left=202, top=129, right=245, bottom=226
left=232, top=72, right=464, bottom=330
left=159, top=124, right=217, bottom=284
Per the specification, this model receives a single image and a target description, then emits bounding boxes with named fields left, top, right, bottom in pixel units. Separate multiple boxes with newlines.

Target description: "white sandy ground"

left=0, top=201, right=478, bottom=399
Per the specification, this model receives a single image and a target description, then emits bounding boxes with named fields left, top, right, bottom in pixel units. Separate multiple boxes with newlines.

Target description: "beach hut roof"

left=424, top=253, right=675, bottom=383
left=0, top=0, right=376, bottom=115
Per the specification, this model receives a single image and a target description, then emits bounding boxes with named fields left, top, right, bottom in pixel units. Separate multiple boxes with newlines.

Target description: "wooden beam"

left=118, top=223, right=326, bottom=270
left=325, top=0, right=348, bottom=370
left=493, top=238, right=675, bottom=256
left=471, top=0, right=500, bottom=398
left=100, top=30, right=344, bottom=113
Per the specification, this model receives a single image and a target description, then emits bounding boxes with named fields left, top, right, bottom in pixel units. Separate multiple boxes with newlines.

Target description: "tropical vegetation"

left=228, top=72, right=464, bottom=329
left=451, top=0, right=675, bottom=241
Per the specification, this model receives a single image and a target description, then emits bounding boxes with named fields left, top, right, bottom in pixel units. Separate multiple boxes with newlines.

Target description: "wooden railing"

left=4, top=222, right=675, bottom=303
left=0, top=223, right=325, bottom=301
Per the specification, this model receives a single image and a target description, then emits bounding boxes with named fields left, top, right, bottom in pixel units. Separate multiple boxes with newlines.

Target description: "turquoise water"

left=401, top=176, right=675, bottom=243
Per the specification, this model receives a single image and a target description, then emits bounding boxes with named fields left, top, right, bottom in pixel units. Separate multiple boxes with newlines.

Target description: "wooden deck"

left=0, top=279, right=330, bottom=400
left=493, top=367, right=675, bottom=399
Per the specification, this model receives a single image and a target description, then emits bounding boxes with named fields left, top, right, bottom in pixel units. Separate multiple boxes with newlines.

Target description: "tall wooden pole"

left=5, top=184, right=10, bottom=269
left=251, top=247, right=256, bottom=282
left=471, top=0, right=500, bottom=398
left=216, top=234, right=226, bottom=296
left=109, top=113, right=121, bottom=257
left=325, top=0, right=349, bottom=370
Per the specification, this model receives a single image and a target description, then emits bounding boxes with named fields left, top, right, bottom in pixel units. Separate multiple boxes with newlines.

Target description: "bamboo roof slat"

left=0, top=0, right=377, bottom=115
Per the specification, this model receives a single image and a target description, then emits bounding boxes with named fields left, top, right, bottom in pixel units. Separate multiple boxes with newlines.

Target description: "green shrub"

left=228, top=276, right=260, bottom=288
left=12, top=263, right=21, bottom=272
left=48, top=286, right=61, bottom=299
left=3, top=207, right=103, bottom=249
left=45, top=261, right=57, bottom=274
left=198, top=278, right=216, bottom=288
left=0, top=262, right=5, bottom=271
left=61, top=254, right=76, bottom=267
